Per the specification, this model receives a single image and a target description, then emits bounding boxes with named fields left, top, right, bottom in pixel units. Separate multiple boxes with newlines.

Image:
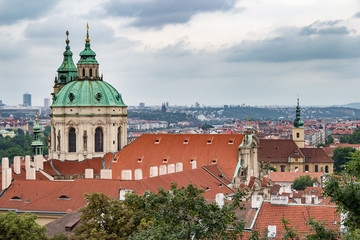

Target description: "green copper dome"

left=52, top=80, right=126, bottom=107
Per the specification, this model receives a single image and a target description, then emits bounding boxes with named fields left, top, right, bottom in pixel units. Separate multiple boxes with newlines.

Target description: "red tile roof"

left=300, top=148, right=333, bottom=163
left=258, top=139, right=304, bottom=163
left=270, top=172, right=323, bottom=183
left=112, top=134, right=244, bottom=180
left=253, top=202, right=340, bottom=239
left=0, top=168, right=234, bottom=213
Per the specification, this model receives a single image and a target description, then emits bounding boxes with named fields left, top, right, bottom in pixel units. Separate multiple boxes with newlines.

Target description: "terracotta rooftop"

left=112, top=134, right=244, bottom=180
left=270, top=172, right=323, bottom=183
left=258, top=139, right=304, bottom=162
left=252, top=201, right=340, bottom=239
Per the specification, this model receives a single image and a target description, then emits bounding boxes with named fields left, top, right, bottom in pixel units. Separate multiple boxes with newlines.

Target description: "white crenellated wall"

left=149, top=166, right=158, bottom=178
left=121, top=170, right=132, bottom=180
left=2, top=168, right=12, bottom=190
left=159, top=165, right=167, bottom=175
left=85, top=168, right=94, bottom=178
left=134, top=169, right=142, bottom=180
left=13, top=156, right=21, bottom=174
left=100, top=169, right=112, bottom=179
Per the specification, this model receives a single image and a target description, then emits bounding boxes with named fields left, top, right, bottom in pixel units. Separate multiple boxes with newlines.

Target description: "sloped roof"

left=44, top=153, right=114, bottom=176
left=0, top=168, right=234, bottom=213
left=270, top=172, right=323, bottom=183
left=253, top=202, right=340, bottom=239
left=258, top=139, right=304, bottom=163
left=300, top=148, right=334, bottom=163
left=112, top=134, right=244, bottom=180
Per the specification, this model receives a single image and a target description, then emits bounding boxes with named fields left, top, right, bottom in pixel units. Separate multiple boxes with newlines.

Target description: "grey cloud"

left=226, top=27, right=360, bottom=62
left=0, top=0, right=59, bottom=25
left=354, top=11, right=360, bottom=18
left=103, top=0, right=237, bottom=28
left=300, top=21, right=350, bottom=35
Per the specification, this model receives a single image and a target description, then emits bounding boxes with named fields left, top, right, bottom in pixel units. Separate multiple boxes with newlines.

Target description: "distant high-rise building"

left=139, top=102, right=145, bottom=108
left=23, top=93, right=31, bottom=107
left=44, top=98, right=51, bottom=107
left=195, top=102, right=200, bottom=108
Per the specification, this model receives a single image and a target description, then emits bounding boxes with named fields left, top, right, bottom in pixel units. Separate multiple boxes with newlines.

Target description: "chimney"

left=121, top=170, right=132, bottom=180
left=251, top=194, right=263, bottom=209
left=215, top=193, right=224, bottom=208
left=34, top=155, right=43, bottom=171
left=176, top=162, right=183, bottom=172
left=134, top=169, right=143, bottom=180
left=26, top=167, right=36, bottom=180
left=267, top=225, right=277, bottom=238
left=2, top=168, right=12, bottom=190
left=159, top=165, right=167, bottom=175
left=2, top=157, right=9, bottom=169
left=13, top=156, right=21, bottom=174
left=85, top=168, right=93, bottom=179
left=25, top=155, right=31, bottom=169
left=270, top=195, right=288, bottom=205
left=167, top=164, right=175, bottom=174
left=191, top=160, right=197, bottom=169
left=100, top=169, right=112, bottom=179
left=149, top=166, right=158, bottom=178
left=305, top=194, right=312, bottom=204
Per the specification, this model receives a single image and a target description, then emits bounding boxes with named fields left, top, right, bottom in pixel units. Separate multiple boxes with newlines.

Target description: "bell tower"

left=53, top=31, right=78, bottom=98
left=292, top=98, right=305, bottom=148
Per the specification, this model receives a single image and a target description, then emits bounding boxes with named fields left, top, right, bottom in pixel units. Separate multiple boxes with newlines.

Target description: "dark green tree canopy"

left=73, top=184, right=245, bottom=240
left=292, top=175, right=318, bottom=191
left=331, top=147, right=356, bottom=172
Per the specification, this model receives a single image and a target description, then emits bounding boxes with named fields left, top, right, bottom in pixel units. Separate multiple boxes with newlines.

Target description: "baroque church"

left=49, top=27, right=127, bottom=161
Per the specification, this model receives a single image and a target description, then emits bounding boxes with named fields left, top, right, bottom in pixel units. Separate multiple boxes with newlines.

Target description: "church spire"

left=31, top=111, right=44, bottom=156
left=53, top=31, right=78, bottom=97
left=77, top=24, right=100, bottom=80
left=293, top=98, right=304, bottom=128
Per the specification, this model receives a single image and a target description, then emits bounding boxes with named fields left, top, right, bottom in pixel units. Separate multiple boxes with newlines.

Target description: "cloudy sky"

left=1, top=0, right=360, bottom=107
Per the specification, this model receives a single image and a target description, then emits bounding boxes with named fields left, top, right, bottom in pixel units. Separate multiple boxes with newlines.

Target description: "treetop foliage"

left=292, top=175, right=318, bottom=191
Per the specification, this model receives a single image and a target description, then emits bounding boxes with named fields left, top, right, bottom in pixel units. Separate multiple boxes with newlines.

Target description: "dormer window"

left=184, top=139, right=189, bottom=144
left=212, top=160, right=217, bottom=164
left=57, top=195, right=70, bottom=200
left=228, top=139, right=234, bottom=144
left=155, top=139, right=160, bottom=144
left=207, top=140, right=212, bottom=144
left=10, top=196, right=22, bottom=201
left=137, top=157, right=143, bottom=163
left=163, top=158, right=168, bottom=163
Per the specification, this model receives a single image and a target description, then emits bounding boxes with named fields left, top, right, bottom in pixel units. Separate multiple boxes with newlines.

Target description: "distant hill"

left=341, top=102, right=360, bottom=109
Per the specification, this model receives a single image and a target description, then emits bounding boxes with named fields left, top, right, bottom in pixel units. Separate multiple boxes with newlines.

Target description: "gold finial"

left=35, top=110, right=38, bottom=121
left=86, top=23, right=90, bottom=42
left=247, top=117, right=250, bottom=127
left=65, top=30, right=69, bottom=45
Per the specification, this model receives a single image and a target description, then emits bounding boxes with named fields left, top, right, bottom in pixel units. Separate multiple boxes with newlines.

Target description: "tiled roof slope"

left=0, top=168, right=234, bottom=213
left=270, top=172, right=323, bottom=183
left=44, top=153, right=114, bottom=176
left=112, top=134, right=244, bottom=180
left=258, top=139, right=304, bottom=162
left=300, top=148, right=334, bottom=163
left=259, top=139, right=333, bottom=164
left=253, top=202, right=340, bottom=239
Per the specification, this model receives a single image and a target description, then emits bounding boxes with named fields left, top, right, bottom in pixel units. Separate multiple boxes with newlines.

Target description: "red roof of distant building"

left=270, top=172, right=323, bottom=183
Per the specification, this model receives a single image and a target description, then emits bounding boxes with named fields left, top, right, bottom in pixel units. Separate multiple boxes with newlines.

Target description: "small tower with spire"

left=77, top=24, right=100, bottom=80
left=292, top=98, right=305, bottom=148
left=31, top=111, right=44, bottom=156
left=53, top=31, right=78, bottom=98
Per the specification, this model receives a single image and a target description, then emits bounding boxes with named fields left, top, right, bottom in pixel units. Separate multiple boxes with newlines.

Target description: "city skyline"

left=1, top=0, right=360, bottom=106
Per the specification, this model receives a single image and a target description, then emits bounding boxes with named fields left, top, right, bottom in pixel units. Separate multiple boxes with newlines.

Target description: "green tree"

left=292, top=175, right=318, bottom=191
left=73, top=184, right=245, bottom=239
left=249, top=228, right=269, bottom=240
left=305, top=217, right=340, bottom=240
left=323, top=151, right=360, bottom=235
left=0, top=211, right=48, bottom=240
left=280, top=218, right=299, bottom=240
left=332, top=147, right=356, bottom=172
left=340, top=128, right=360, bottom=144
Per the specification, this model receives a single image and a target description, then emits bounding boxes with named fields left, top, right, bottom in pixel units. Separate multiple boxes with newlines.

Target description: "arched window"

left=95, top=127, right=103, bottom=152
left=280, top=165, right=285, bottom=172
left=296, top=132, right=300, bottom=138
left=117, top=127, right=121, bottom=151
left=82, top=68, right=85, bottom=77
left=90, top=69, right=92, bottom=77
left=68, top=128, right=76, bottom=152
left=325, top=165, right=329, bottom=173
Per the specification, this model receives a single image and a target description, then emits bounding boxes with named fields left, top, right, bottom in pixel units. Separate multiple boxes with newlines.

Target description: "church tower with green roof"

left=53, top=31, right=77, bottom=98
left=292, top=98, right=305, bottom=148
left=49, top=26, right=127, bottom=161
